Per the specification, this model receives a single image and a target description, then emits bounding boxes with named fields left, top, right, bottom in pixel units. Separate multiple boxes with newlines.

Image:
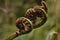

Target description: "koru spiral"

left=25, top=1, right=48, bottom=28
left=16, top=17, right=33, bottom=34
left=5, top=0, right=48, bottom=40
left=16, top=0, right=48, bottom=35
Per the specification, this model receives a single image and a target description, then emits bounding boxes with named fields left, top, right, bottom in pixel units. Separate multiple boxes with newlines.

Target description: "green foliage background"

left=0, top=0, right=60, bottom=40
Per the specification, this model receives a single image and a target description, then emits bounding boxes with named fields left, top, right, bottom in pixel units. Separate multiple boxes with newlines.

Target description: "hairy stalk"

left=4, top=31, right=21, bottom=40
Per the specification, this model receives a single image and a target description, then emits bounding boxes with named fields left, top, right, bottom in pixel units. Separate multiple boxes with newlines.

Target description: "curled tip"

left=25, top=7, right=47, bottom=28
left=33, top=8, right=47, bottom=28
left=16, top=17, right=33, bottom=34
left=41, top=1, right=48, bottom=12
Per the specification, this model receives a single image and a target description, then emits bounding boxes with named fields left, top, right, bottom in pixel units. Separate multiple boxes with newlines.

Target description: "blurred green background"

left=0, top=0, right=60, bottom=40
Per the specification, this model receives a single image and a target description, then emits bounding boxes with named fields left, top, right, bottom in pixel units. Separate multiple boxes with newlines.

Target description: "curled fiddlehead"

left=25, top=8, right=47, bottom=28
left=16, top=17, right=33, bottom=34
left=5, top=17, right=33, bottom=40
left=25, top=0, right=48, bottom=28
left=5, top=0, right=48, bottom=40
